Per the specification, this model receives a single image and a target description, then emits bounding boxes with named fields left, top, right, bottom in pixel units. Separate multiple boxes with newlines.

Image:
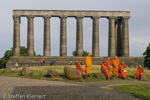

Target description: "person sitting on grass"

left=118, top=61, right=127, bottom=79
left=134, top=65, right=144, bottom=81
left=76, top=59, right=87, bottom=79
left=105, top=57, right=111, bottom=72
left=101, top=61, right=112, bottom=80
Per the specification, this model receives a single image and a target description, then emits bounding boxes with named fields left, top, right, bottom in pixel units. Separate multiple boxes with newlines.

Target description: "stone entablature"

left=13, top=10, right=130, bottom=17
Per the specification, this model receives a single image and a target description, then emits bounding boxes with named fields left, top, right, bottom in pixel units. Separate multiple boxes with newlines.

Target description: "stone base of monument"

left=6, top=56, right=143, bottom=68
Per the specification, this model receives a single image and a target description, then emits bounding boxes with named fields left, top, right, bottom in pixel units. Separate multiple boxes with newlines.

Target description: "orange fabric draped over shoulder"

left=101, top=64, right=111, bottom=78
left=112, top=59, right=119, bottom=75
left=118, top=64, right=127, bottom=79
left=76, top=62, right=85, bottom=76
left=85, top=56, right=92, bottom=74
left=105, top=60, right=111, bottom=72
left=134, top=67, right=144, bottom=79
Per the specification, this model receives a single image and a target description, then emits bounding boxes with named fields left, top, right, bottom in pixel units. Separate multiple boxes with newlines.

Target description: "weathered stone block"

left=64, top=67, right=82, bottom=80
left=47, top=70, right=60, bottom=77
left=142, top=75, right=147, bottom=81
left=94, top=73, right=106, bottom=80
left=21, top=67, right=31, bottom=75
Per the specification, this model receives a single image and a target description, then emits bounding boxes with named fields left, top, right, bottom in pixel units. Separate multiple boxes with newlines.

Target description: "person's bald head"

left=107, top=57, right=110, bottom=60
left=103, top=61, right=106, bottom=64
left=138, top=65, right=141, bottom=68
left=88, top=53, right=90, bottom=56
left=78, top=59, right=81, bottom=62
left=114, top=56, right=117, bottom=59
left=121, top=61, right=124, bottom=64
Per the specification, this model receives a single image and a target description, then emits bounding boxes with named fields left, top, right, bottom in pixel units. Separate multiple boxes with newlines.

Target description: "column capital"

left=59, top=16, right=67, bottom=19
left=13, top=15, right=20, bottom=19
left=108, top=16, right=116, bottom=19
left=27, top=15, right=34, bottom=19
left=43, top=15, right=51, bottom=19
left=122, top=16, right=130, bottom=19
left=76, top=16, right=84, bottom=19
left=92, top=16, right=100, bottom=19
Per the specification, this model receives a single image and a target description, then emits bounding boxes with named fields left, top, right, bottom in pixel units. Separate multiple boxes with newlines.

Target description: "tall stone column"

left=115, top=19, right=118, bottom=56
left=13, top=15, right=20, bottom=56
left=27, top=15, right=34, bottom=56
left=76, top=16, right=83, bottom=56
left=122, top=17, right=130, bottom=57
left=92, top=17, right=99, bottom=57
left=117, top=18, right=123, bottom=56
left=108, top=17, right=116, bottom=57
left=43, top=16, right=51, bottom=56
left=60, top=16, right=67, bottom=56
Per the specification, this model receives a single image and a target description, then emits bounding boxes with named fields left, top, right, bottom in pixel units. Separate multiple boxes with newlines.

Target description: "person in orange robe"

left=118, top=61, right=127, bottom=79
left=112, top=56, right=119, bottom=78
left=105, top=57, right=111, bottom=72
left=85, top=53, right=92, bottom=77
left=101, top=61, right=112, bottom=80
left=134, top=65, right=144, bottom=80
left=76, top=59, right=85, bottom=76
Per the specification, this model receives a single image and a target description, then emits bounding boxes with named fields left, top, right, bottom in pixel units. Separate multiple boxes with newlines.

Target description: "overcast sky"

left=0, top=0, right=150, bottom=57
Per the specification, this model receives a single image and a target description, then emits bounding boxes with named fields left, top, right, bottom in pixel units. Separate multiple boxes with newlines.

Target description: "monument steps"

left=6, top=56, right=143, bottom=68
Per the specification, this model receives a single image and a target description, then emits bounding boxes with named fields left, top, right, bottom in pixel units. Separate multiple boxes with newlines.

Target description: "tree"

left=72, top=50, right=89, bottom=56
left=36, top=54, right=42, bottom=56
left=0, top=46, right=29, bottom=68
left=143, top=43, right=150, bottom=69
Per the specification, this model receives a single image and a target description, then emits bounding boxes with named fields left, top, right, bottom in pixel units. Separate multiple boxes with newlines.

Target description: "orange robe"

left=85, top=56, right=92, bottom=74
left=112, top=59, right=119, bottom=75
left=76, top=62, right=85, bottom=76
left=101, top=64, right=111, bottom=78
left=105, top=60, right=111, bottom=72
left=134, top=67, right=144, bottom=79
left=118, top=64, right=127, bottom=79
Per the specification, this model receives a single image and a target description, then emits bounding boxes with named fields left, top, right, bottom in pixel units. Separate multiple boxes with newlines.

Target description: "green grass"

left=0, top=65, right=150, bottom=82
left=111, top=84, right=150, bottom=100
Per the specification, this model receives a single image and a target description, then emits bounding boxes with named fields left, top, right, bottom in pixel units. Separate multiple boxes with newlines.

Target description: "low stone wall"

left=6, top=56, right=144, bottom=68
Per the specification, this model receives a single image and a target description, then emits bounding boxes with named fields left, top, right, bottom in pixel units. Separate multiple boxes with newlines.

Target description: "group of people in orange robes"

left=101, top=56, right=145, bottom=80
left=75, top=54, right=145, bottom=81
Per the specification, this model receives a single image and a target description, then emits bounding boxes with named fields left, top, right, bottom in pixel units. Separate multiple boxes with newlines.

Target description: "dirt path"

left=0, top=76, right=149, bottom=100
